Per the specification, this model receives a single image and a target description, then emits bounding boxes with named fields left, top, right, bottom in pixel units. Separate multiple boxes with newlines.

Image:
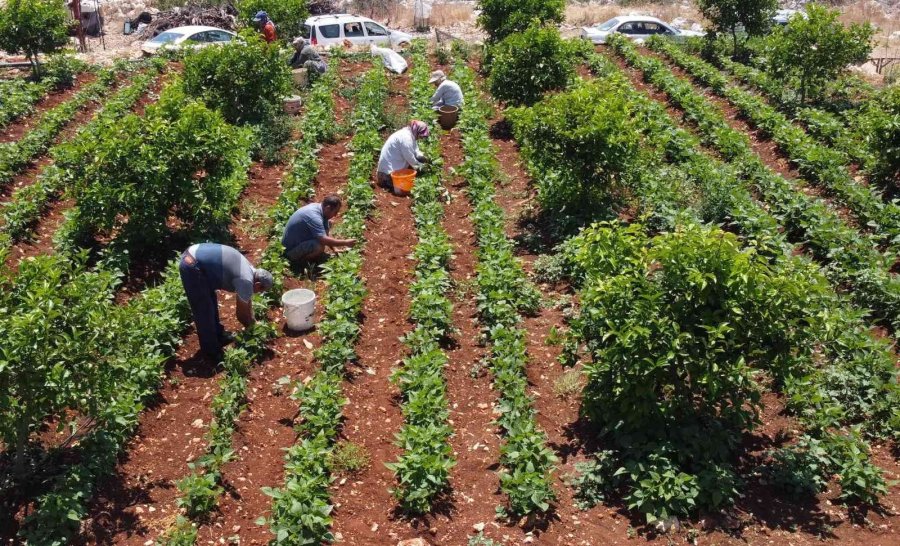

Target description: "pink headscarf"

left=409, top=120, right=430, bottom=139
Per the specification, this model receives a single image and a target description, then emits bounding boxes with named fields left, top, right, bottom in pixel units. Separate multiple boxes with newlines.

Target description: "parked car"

left=581, top=16, right=705, bottom=45
left=772, top=9, right=806, bottom=26
left=141, top=25, right=236, bottom=56
left=300, top=14, right=412, bottom=48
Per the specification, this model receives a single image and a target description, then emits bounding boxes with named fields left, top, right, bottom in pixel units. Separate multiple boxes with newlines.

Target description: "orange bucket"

left=391, top=168, right=416, bottom=193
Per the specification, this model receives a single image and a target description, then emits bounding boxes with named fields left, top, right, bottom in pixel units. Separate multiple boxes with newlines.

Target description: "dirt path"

left=328, top=70, right=421, bottom=545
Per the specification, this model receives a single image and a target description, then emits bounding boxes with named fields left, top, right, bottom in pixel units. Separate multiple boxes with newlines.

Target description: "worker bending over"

left=282, top=195, right=356, bottom=263
left=290, top=37, right=327, bottom=76
left=429, top=70, right=463, bottom=110
left=253, top=11, right=277, bottom=43
left=376, top=120, right=430, bottom=195
left=179, top=243, right=273, bottom=362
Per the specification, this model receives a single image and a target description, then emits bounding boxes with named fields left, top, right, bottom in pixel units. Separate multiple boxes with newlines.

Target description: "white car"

left=581, top=16, right=705, bottom=45
left=141, top=25, right=236, bottom=56
left=772, top=9, right=806, bottom=26
left=300, top=14, right=412, bottom=48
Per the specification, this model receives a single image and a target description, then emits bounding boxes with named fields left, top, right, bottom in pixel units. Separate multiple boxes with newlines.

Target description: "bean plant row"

left=455, top=65, right=556, bottom=517
left=648, top=37, right=900, bottom=250
left=385, top=42, right=456, bottom=514
left=0, top=58, right=167, bottom=259
left=607, top=35, right=900, bottom=333
left=0, top=61, right=130, bottom=189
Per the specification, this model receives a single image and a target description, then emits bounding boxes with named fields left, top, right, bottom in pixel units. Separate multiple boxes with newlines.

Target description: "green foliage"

left=327, top=441, right=370, bottom=475
left=237, top=0, right=309, bottom=39
left=63, top=83, right=252, bottom=244
left=476, top=0, right=565, bottom=43
left=766, top=3, right=874, bottom=103
left=697, top=0, right=777, bottom=55
left=487, top=25, right=577, bottom=107
left=0, top=67, right=118, bottom=190
left=41, top=54, right=87, bottom=89
left=507, top=78, right=643, bottom=212
left=570, top=222, right=825, bottom=521
left=455, top=64, right=557, bottom=517
left=862, top=86, right=900, bottom=196
left=0, top=253, right=120, bottom=472
left=182, top=30, right=292, bottom=125
left=0, top=0, right=70, bottom=78
left=176, top=470, right=223, bottom=518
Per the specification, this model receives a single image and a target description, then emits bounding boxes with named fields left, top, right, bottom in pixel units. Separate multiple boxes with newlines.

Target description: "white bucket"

left=282, top=289, right=317, bottom=331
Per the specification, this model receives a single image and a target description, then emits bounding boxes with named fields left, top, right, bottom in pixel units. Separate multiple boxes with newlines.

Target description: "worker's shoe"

left=218, top=331, right=236, bottom=346
left=203, top=350, right=225, bottom=365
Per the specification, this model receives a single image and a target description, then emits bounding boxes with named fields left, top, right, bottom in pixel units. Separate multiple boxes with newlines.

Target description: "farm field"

left=0, top=2, right=898, bottom=546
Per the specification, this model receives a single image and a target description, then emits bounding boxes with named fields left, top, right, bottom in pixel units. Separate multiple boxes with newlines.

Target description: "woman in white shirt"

left=376, top=120, right=430, bottom=194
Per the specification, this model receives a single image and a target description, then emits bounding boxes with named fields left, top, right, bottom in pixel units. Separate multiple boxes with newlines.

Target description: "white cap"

left=428, top=70, right=446, bottom=84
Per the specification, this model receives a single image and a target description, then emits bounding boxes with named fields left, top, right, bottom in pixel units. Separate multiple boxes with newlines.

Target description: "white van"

left=300, top=14, right=413, bottom=48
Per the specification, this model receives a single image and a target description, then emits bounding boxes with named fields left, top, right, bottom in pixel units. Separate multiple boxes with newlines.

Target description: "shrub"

left=182, top=30, right=292, bottom=125
left=569, top=222, right=822, bottom=521
left=863, top=86, right=900, bottom=196
left=488, top=25, right=577, bottom=107
left=766, top=3, right=874, bottom=103
left=237, top=0, right=309, bottom=39
left=507, top=79, right=643, bottom=212
left=476, top=0, right=565, bottom=43
left=63, top=83, right=252, bottom=243
left=0, top=0, right=70, bottom=78
left=41, top=54, right=87, bottom=89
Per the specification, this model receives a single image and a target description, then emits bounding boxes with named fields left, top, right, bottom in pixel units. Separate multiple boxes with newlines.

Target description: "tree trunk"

left=14, top=418, right=28, bottom=478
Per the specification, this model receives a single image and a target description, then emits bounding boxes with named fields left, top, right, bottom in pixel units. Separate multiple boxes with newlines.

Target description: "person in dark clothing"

left=282, top=194, right=356, bottom=263
left=179, top=243, right=273, bottom=361
left=289, top=37, right=327, bottom=75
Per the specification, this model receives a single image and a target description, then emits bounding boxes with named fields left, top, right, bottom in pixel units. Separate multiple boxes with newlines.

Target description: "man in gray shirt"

left=429, top=70, right=464, bottom=110
left=179, top=243, right=273, bottom=361
left=290, top=37, right=327, bottom=75
left=282, top=194, right=356, bottom=263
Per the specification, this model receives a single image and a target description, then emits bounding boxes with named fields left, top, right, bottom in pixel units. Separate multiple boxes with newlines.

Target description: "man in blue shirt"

left=179, top=243, right=273, bottom=361
left=282, top=195, right=356, bottom=262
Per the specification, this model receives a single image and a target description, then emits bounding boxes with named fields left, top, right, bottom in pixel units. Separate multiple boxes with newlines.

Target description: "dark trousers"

left=179, top=253, right=224, bottom=356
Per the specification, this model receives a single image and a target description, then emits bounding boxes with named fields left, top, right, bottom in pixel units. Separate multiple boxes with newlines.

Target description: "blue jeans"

left=285, top=239, right=323, bottom=261
left=179, top=252, right=224, bottom=356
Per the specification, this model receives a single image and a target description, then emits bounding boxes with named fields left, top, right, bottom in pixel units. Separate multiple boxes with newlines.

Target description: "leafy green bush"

left=0, top=0, right=70, bottom=78
left=63, top=83, right=251, bottom=244
left=507, top=78, right=643, bottom=211
left=697, top=0, right=777, bottom=56
left=862, top=86, right=899, bottom=196
left=41, top=54, right=87, bottom=89
left=237, top=0, right=309, bottom=39
left=477, top=0, right=564, bottom=43
left=488, top=25, right=577, bottom=107
left=182, top=30, right=291, bottom=125
left=569, top=222, right=821, bottom=521
left=0, top=254, right=121, bottom=474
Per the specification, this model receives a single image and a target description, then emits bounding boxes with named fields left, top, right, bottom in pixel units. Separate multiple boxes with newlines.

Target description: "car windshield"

left=595, top=18, right=619, bottom=31
left=150, top=31, right=183, bottom=44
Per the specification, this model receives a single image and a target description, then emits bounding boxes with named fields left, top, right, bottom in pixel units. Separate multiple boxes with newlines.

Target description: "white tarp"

left=370, top=44, right=408, bottom=74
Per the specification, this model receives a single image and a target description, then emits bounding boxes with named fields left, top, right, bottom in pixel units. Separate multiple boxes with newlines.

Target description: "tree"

left=477, top=0, right=565, bottom=43
left=182, top=30, right=292, bottom=125
left=767, top=3, right=874, bottom=103
left=697, top=0, right=777, bottom=56
left=488, top=25, right=577, bottom=107
left=237, top=0, right=309, bottom=40
left=0, top=0, right=70, bottom=78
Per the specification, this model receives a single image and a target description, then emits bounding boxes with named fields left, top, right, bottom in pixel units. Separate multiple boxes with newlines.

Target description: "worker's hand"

left=344, top=238, right=358, bottom=247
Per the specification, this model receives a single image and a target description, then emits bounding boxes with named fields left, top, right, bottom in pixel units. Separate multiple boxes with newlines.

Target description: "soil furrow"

left=329, top=71, right=418, bottom=545
left=433, top=125, right=504, bottom=543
